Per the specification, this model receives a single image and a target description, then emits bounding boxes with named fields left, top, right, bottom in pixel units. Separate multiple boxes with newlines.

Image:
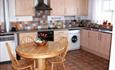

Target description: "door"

left=99, top=32, right=112, bottom=59
left=0, top=35, right=16, bottom=62
left=79, top=0, right=88, bottom=16
left=54, top=30, right=68, bottom=41
left=80, top=30, right=89, bottom=49
left=15, top=0, right=34, bottom=16
left=19, top=32, right=37, bottom=45
left=65, top=0, right=79, bottom=15
left=50, top=0, right=65, bottom=16
left=88, top=30, right=99, bottom=52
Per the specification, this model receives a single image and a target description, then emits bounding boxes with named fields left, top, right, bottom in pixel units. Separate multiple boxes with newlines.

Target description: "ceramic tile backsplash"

left=11, top=10, right=50, bottom=31
left=10, top=10, right=90, bottom=31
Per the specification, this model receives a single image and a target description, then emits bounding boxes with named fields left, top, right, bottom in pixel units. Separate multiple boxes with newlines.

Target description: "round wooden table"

left=16, top=42, right=65, bottom=70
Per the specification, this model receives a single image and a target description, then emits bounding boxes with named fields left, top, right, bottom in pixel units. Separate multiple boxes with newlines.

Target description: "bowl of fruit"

left=34, top=38, right=47, bottom=47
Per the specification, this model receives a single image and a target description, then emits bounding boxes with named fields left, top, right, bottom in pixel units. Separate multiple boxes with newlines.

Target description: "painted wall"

left=0, top=0, right=4, bottom=21
left=109, top=7, right=115, bottom=70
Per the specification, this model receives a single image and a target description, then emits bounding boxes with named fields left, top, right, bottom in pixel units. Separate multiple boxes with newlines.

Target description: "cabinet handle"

left=100, top=34, right=101, bottom=40
left=98, top=34, right=100, bottom=40
left=77, top=8, right=79, bottom=14
left=88, top=32, right=89, bottom=38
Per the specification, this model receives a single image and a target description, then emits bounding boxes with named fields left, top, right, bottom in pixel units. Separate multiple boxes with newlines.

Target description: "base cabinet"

left=18, top=32, right=37, bottom=45
left=98, top=32, right=112, bottom=59
left=50, top=0, right=88, bottom=16
left=54, top=30, right=68, bottom=41
left=80, top=29, right=89, bottom=49
left=80, top=29, right=112, bottom=60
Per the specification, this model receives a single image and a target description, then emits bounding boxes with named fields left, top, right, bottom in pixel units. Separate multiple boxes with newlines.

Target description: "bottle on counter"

left=102, top=20, right=107, bottom=28
left=107, top=22, right=112, bottom=30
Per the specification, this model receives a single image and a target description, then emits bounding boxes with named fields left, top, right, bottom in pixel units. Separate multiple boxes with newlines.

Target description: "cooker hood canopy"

left=35, top=0, right=52, bottom=10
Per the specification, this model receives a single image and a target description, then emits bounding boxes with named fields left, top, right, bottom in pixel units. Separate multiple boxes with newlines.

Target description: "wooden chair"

left=47, top=37, right=68, bottom=70
left=5, top=43, right=34, bottom=70
left=20, top=36, right=34, bottom=45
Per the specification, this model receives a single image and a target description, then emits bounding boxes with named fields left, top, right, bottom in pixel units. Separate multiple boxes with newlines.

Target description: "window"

left=91, top=0, right=115, bottom=24
left=102, top=0, right=114, bottom=24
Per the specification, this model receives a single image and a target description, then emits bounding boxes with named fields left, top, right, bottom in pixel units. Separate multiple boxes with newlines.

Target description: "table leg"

left=37, top=58, right=46, bottom=70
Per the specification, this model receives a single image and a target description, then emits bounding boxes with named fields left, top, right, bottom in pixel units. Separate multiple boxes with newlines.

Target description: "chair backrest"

left=5, top=43, right=19, bottom=66
left=20, top=36, right=34, bottom=44
left=58, top=37, right=68, bottom=60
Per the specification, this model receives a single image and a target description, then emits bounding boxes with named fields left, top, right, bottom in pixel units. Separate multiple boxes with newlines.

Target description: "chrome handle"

left=100, top=34, right=102, bottom=40
left=98, top=34, right=100, bottom=40
left=88, top=32, right=90, bottom=38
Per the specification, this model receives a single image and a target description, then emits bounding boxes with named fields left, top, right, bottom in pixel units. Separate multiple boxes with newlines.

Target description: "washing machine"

left=68, top=30, right=80, bottom=51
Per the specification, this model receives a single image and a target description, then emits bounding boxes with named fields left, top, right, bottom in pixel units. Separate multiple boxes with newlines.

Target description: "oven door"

left=38, top=31, right=54, bottom=41
left=0, top=34, right=16, bottom=62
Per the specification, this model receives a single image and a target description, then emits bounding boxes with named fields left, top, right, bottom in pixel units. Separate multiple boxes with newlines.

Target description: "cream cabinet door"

left=50, top=0, right=88, bottom=16
left=15, top=0, right=35, bottom=16
left=54, top=30, right=68, bottom=41
left=99, top=32, right=112, bottom=59
left=50, top=0, right=65, bottom=16
left=65, top=0, right=79, bottom=16
left=79, top=0, right=88, bottom=16
left=88, top=30, right=99, bottom=53
left=80, top=29, right=89, bottom=49
left=18, top=32, right=37, bottom=45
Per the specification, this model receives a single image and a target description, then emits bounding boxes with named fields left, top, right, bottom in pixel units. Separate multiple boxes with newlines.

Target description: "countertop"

left=0, top=27, right=112, bottom=35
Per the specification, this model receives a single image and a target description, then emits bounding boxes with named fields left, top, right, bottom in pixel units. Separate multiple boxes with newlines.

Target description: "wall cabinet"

left=15, top=0, right=35, bottom=16
left=64, top=0, right=79, bottom=16
left=79, top=0, right=88, bottom=16
left=50, top=0, right=65, bottom=16
left=54, top=30, right=68, bottom=41
left=80, top=29, right=112, bottom=60
left=18, top=32, right=37, bottom=45
left=50, top=0, right=88, bottom=16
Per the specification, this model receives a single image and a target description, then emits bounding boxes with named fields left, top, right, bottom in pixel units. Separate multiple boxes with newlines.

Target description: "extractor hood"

left=35, top=0, right=52, bottom=10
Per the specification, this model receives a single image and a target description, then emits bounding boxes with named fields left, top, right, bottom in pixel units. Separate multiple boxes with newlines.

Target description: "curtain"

left=91, top=0, right=115, bottom=24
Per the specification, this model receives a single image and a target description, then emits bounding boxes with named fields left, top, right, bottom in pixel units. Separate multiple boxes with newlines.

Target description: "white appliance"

left=0, top=34, right=16, bottom=62
left=68, top=30, right=80, bottom=50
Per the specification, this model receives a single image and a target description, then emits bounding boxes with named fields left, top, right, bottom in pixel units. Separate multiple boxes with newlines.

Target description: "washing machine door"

left=71, top=35, right=78, bottom=43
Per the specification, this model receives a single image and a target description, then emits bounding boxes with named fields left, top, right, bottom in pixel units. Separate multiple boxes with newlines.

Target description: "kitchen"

left=0, top=0, right=115, bottom=70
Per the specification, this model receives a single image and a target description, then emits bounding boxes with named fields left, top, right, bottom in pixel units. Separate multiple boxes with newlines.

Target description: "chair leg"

left=34, top=60, right=36, bottom=69
left=30, top=66, right=33, bottom=70
left=62, top=63, right=65, bottom=70
left=51, top=63, right=54, bottom=70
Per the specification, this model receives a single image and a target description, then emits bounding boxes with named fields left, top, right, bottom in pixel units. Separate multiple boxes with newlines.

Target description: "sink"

left=98, top=29, right=112, bottom=33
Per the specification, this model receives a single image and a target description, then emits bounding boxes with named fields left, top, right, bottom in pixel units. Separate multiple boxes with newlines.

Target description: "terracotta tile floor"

left=0, top=49, right=109, bottom=70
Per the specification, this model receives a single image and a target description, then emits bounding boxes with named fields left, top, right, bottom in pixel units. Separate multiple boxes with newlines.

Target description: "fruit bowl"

left=34, top=41, right=47, bottom=46
left=34, top=38, right=47, bottom=47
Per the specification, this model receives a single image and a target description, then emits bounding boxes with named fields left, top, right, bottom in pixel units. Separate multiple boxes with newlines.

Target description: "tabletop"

left=16, top=41, right=65, bottom=59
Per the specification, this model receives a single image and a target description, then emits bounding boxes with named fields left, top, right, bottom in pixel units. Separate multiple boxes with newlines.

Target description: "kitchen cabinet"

left=98, top=32, right=112, bottom=59
left=88, top=31, right=99, bottom=53
left=80, top=29, right=112, bottom=60
left=54, top=30, right=68, bottom=41
left=50, top=0, right=88, bottom=16
left=80, top=29, right=89, bottom=49
left=50, top=0, right=65, bottom=16
left=0, top=34, right=16, bottom=62
left=15, top=0, right=35, bottom=16
left=18, top=32, right=37, bottom=45
left=79, top=0, right=88, bottom=16
left=65, top=0, right=79, bottom=16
